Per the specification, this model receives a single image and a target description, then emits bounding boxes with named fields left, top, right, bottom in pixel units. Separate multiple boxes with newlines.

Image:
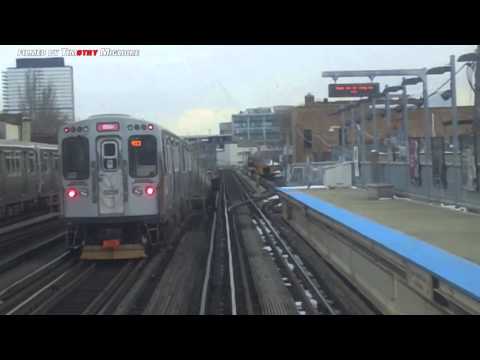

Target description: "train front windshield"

left=129, top=135, right=157, bottom=178
left=62, top=137, right=89, bottom=180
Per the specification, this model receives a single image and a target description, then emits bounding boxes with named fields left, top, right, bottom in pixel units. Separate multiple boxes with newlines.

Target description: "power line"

left=402, top=63, right=468, bottom=100
left=428, top=63, right=468, bottom=99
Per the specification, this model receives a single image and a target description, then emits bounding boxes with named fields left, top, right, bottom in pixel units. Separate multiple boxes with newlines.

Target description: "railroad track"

left=1, top=256, right=146, bottom=315
left=231, top=170, right=340, bottom=315
left=200, top=182, right=238, bottom=315
left=0, top=220, right=66, bottom=275
left=0, top=210, right=55, bottom=229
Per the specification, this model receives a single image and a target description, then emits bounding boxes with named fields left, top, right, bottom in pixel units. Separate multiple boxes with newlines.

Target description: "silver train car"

left=0, top=140, right=59, bottom=219
left=59, top=114, right=211, bottom=260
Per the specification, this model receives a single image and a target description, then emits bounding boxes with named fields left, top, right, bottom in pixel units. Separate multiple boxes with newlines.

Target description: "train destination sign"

left=328, top=83, right=380, bottom=98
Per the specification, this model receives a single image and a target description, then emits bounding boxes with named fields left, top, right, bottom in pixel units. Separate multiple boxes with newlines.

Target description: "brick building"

left=291, top=95, right=475, bottom=163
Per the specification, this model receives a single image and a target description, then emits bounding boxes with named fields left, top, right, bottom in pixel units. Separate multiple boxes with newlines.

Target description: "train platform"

left=297, top=187, right=480, bottom=266
left=277, top=185, right=480, bottom=314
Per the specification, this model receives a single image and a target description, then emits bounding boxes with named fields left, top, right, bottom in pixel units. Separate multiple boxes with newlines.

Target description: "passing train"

left=0, top=139, right=60, bottom=220
left=59, top=114, right=211, bottom=260
left=247, top=157, right=281, bottom=181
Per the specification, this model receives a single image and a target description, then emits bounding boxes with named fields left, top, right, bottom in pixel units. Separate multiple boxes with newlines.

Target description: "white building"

left=216, top=143, right=257, bottom=167
left=2, top=57, right=75, bottom=122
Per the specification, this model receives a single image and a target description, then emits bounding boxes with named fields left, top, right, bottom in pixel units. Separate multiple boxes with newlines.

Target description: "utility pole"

left=360, top=102, right=367, bottom=164
left=372, top=96, right=378, bottom=151
left=474, top=45, right=480, bottom=135
left=401, top=79, right=409, bottom=152
left=450, top=54, right=460, bottom=204
left=340, top=106, right=346, bottom=161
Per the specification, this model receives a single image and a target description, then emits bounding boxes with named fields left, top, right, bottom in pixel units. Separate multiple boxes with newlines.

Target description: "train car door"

left=97, top=138, right=124, bottom=215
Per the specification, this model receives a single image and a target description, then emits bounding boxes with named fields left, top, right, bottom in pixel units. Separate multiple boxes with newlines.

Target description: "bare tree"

left=18, top=69, right=67, bottom=143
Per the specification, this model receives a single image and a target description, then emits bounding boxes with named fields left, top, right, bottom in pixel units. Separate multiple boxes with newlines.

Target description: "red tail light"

left=145, top=185, right=156, bottom=196
left=66, top=188, right=79, bottom=199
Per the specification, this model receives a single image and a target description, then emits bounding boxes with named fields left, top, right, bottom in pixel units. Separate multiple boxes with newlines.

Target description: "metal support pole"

left=450, top=55, right=460, bottom=203
left=360, top=102, right=366, bottom=163
left=385, top=88, right=392, bottom=161
left=372, top=97, right=378, bottom=151
left=474, top=45, right=480, bottom=135
left=341, top=108, right=346, bottom=161
left=402, top=79, right=409, bottom=150
left=351, top=107, right=356, bottom=148
left=360, top=103, right=367, bottom=185
left=422, top=73, right=432, bottom=199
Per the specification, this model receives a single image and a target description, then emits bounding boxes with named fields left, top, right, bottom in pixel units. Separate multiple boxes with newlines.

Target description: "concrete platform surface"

left=300, top=188, right=480, bottom=265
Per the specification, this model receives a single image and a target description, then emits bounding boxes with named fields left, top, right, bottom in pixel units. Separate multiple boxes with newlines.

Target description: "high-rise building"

left=2, top=57, right=75, bottom=122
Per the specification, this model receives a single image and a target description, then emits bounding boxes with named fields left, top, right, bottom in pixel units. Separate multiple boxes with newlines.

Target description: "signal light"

left=131, top=139, right=142, bottom=147
left=64, top=127, right=70, bottom=133
left=66, top=188, right=79, bottom=199
left=145, top=185, right=156, bottom=196
left=147, top=124, right=154, bottom=130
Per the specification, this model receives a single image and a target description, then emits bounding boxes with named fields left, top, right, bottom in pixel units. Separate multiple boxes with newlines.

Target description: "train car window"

left=181, top=146, right=186, bottom=172
left=4, top=151, right=11, bottom=174
left=27, top=151, right=36, bottom=173
left=101, top=141, right=119, bottom=171
left=129, top=135, right=157, bottom=178
left=14, top=152, right=21, bottom=175
left=104, top=143, right=116, bottom=157
left=173, top=145, right=180, bottom=172
left=53, top=155, right=59, bottom=171
left=62, top=137, right=90, bottom=180
left=161, top=138, right=168, bottom=173
left=41, top=151, right=49, bottom=173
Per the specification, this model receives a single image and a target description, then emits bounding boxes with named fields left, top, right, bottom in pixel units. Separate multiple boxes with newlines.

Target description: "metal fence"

left=286, top=161, right=336, bottom=186
left=285, top=135, right=480, bottom=211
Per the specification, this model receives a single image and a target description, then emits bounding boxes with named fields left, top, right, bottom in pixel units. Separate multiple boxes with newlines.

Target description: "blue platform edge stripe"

left=277, top=188, right=480, bottom=301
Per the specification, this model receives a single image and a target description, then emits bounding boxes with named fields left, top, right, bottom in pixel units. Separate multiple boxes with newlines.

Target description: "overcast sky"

left=0, top=45, right=476, bottom=135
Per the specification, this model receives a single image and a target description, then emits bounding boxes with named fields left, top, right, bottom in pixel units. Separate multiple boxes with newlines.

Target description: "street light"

left=441, top=89, right=452, bottom=101
left=383, top=85, right=403, bottom=94
left=458, top=48, right=480, bottom=135
left=426, top=66, right=451, bottom=75
left=402, top=77, right=423, bottom=86
left=458, top=53, right=480, bottom=62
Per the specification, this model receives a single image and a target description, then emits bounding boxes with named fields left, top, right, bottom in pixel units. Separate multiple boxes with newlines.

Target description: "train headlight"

left=132, top=186, right=143, bottom=196
left=66, top=188, right=79, bottom=199
left=145, top=185, right=156, bottom=196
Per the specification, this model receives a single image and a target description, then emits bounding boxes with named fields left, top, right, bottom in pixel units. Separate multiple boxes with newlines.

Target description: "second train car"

left=59, top=114, right=211, bottom=260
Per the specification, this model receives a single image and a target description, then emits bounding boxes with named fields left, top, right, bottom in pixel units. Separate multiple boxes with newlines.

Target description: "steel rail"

left=199, top=193, right=218, bottom=315
left=0, top=250, right=71, bottom=300
left=223, top=187, right=237, bottom=315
